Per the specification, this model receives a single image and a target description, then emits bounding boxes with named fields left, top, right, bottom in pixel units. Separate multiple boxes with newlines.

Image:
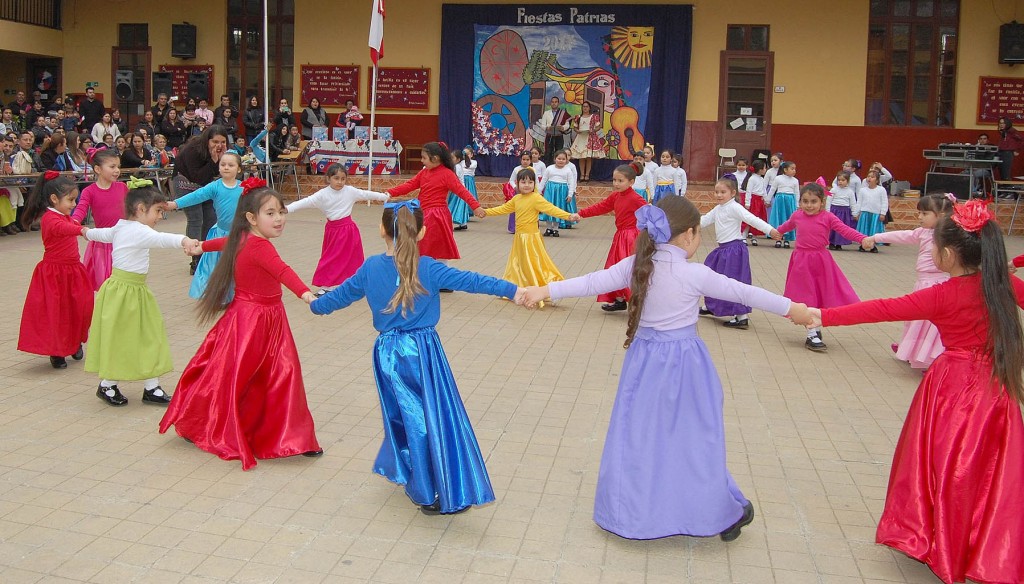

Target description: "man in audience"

left=151, top=93, right=171, bottom=125
left=213, top=95, right=238, bottom=122
left=77, top=86, right=106, bottom=132
left=7, top=91, right=30, bottom=120
left=195, top=98, right=214, bottom=125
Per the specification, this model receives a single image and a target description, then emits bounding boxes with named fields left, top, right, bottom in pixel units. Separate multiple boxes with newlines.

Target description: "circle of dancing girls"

left=160, top=183, right=322, bottom=470
left=285, top=163, right=389, bottom=296
left=775, top=182, right=869, bottom=351
left=172, top=125, right=230, bottom=275
left=860, top=193, right=955, bottom=369
left=310, top=200, right=526, bottom=515
left=83, top=179, right=200, bottom=406
left=164, top=151, right=245, bottom=299
left=71, top=149, right=127, bottom=290
left=807, top=198, right=1024, bottom=584
left=521, top=197, right=812, bottom=540
left=539, top=150, right=578, bottom=236
left=573, top=164, right=648, bottom=312
left=766, top=160, right=799, bottom=247
left=697, top=176, right=782, bottom=329
left=479, top=167, right=580, bottom=299
left=385, top=141, right=482, bottom=263
left=17, top=172, right=93, bottom=369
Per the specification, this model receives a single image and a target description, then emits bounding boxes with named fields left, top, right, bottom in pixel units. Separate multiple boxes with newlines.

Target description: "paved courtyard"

left=2, top=201, right=1021, bottom=584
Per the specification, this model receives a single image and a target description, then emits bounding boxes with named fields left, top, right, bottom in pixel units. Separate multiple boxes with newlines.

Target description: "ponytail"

left=978, top=221, right=1024, bottom=402
left=23, top=171, right=76, bottom=229
left=624, top=230, right=656, bottom=348
left=382, top=203, right=427, bottom=316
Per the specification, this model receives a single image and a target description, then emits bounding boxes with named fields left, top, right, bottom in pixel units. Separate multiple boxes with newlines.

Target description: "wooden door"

left=718, top=52, right=773, bottom=162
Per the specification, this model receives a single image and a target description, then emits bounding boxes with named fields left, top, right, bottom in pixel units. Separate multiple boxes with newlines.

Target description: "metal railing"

left=0, top=0, right=61, bottom=30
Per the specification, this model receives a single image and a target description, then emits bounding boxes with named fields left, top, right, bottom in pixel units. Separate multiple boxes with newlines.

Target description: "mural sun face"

left=609, top=26, right=654, bottom=69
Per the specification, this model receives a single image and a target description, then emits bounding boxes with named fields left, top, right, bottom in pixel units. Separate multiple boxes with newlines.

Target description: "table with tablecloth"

left=306, top=139, right=404, bottom=175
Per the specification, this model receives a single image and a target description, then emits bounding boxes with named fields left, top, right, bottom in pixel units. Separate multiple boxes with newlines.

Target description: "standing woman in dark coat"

left=160, top=108, right=188, bottom=149
left=997, top=117, right=1024, bottom=181
left=243, top=96, right=265, bottom=140
left=172, top=125, right=230, bottom=274
left=300, top=97, right=328, bottom=140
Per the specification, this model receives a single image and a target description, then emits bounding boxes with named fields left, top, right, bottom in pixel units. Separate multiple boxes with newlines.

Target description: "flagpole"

left=263, top=0, right=270, bottom=181
left=368, top=63, right=378, bottom=193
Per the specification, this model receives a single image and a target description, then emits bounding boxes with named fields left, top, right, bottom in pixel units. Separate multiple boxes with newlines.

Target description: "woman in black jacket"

left=243, top=96, right=265, bottom=139
left=160, top=108, right=188, bottom=149
left=172, top=125, right=230, bottom=273
left=120, top=132, right=154, bottom=168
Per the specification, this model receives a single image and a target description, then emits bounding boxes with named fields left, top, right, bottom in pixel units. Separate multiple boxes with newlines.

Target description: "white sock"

left=144, top=378, right=160, bottom=390
left=806, top=327, right=819, bottom=339
left=100, top=379, right=117, bottom=388
left=736, top=314, right=749, bottom=321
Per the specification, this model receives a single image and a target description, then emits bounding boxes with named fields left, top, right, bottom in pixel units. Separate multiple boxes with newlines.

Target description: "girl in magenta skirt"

left=286, top=163, right=389, bottom=295
left=776, top=182, right=868, bottom=352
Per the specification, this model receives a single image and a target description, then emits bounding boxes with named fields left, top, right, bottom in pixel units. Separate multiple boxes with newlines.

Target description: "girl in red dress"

left=574, top=164, right=648, bottom=312
left=17, top=172, right=93, bottom=369
left=810, top=199, right=1024, bottom=584
left=385, top=141, right=482, bottom=263
left=159, top=182, right=322, bottom=470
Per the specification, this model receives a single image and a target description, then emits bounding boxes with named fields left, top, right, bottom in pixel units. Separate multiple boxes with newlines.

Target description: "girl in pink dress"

left=72, top=149, right=127, bottom=291
left=776, top=182, right=868, bottom=352
left=861, top=193, right=954, bottom=369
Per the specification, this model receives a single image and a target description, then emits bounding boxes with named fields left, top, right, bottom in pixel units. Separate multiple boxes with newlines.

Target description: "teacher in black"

left=172, top=125, right=230, bottom=274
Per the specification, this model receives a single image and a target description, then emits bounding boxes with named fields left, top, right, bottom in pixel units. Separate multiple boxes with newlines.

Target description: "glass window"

left=726, top=25, right=769, bottom=51
left=227, top=1, right=295, bottom=109
left=865, top=0, right=959, bottom=127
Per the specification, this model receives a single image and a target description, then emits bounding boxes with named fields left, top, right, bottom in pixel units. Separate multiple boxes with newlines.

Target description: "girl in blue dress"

left=311, top=200, right=525, bottom=514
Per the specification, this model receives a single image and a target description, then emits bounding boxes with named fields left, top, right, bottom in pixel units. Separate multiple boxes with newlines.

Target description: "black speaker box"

left=115, top=70, right=134, bottom=101
left=172, top=23, right=197, bottom=59
left=152, top=72, right=173, bottom=100
left=999, top=22, right=1024, bottom=64
left=187, top=72, right=209, bottom=102
left=924, top=172, right=971, bottom=200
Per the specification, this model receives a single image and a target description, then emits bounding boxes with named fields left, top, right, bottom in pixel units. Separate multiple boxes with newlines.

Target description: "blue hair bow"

left=384, top=199, right=421, bottom=213
left=635, top=205, right=671, bottom=244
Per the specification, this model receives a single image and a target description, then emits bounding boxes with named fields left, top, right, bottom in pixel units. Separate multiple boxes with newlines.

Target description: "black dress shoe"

left=439, top=288, right=454, bottom=293
left=71, top=345, right=84, bottom=360
left=720, top=502, right=755, bottom=541
left=419, top=501, right=442, bottom=515
left=301, top=449, right=324, bottom=457
left=49, top=356, right=67, bottom=369
left=97, top=384, right=128, bottom=406
left=601, top=300, right=627, bottom=312
left=723, top=318, right=749, bottom=329
left=142, top=386, right=172, bottom=405
left=699, top=307, right=713, bottom=316
left=551, top=230, right=560, bottom=237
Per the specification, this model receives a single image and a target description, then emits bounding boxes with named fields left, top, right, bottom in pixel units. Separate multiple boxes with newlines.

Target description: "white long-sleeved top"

left=644, top=160, right=658, bottom=177
left=655, top=164, right=686, bottom=195
left=540, top=164, right=576, bottom=195
left=461, top=159, right=477, bottom=177
left=767, top=174, right=800, bottom=206
left=743, top=174, right=767, bottom=207
left=857, top=185, right=889, bottom=215
left=454, top=164, right=465, bottom=181
left=701, top=199, right=775, bottom=244
left=532, top=160, right=546, bottom=181
left=286, top=185, right=389, bottom=221
left=633, top=164, right=657, bottom=193
left=85, top=219, right=186, bottom=275
left=827, top=186, right=859, bottom=215
left=832, top=171, right=862, bottom=195
left=732, top=170, right=749, bottom=191
left=764, top=167, right=780, bottom=189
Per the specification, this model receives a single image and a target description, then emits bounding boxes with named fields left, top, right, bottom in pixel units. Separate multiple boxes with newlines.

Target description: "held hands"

left=861, top=237, right=876, bottom=251
left=805, top=307, right=823, bottom=329
left=182, top=238, right=203, bottom=256
left=522, top=286, right=549, bottom=309
left=473, top=207, right=487, bottom=219
left=567, top=213, right=582, bottom=222
left=513, top=288, right=529, bottom=306
left=80, top=226, right=89, bottom=237
left=768, top=229, right=782, bottom=241
left=164, top=201, right=178, bottom=211
left=786, top=302, right=813, bottom=327
left=301, top=291, right=316, bottom=305
left=1009, top=261, right=1018, bottom=275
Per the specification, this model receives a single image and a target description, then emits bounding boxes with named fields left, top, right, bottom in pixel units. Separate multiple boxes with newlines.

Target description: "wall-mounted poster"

left=978, top=77, right=1024, bottom=124
left=373, top=68, right=430, bottom=110
left=300, top=65, right=360, bottom=107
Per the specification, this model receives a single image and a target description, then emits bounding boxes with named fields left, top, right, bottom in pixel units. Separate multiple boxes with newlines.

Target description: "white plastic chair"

left=717, top=148, right=737, bottom=179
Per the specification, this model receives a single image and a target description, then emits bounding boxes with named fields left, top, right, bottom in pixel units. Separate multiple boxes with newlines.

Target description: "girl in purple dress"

left=776, top=182, right=869, bottom=352
left=522, top=197, right=811, bottom=540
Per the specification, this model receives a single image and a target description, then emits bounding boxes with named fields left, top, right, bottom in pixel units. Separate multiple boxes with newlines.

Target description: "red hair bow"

left=241, top=177, right=267, bottom=196
left=43, top=170, right=60, bottom=181
left=951, top=198, right=996, bottom=233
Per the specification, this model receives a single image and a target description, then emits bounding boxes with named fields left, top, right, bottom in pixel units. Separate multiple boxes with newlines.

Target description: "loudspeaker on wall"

left=115, top=70, right=134, bottom=101
left=999, top=22, right=1024, bottom=64
left=172, top=23, right=197, bottom=60
left=187, top=72, right=209, bottom=102
left=152, top=72, right=173, bottom=101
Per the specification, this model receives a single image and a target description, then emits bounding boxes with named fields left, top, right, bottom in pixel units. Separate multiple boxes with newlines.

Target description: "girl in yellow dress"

left=483, top=167, right=581, bottom=288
